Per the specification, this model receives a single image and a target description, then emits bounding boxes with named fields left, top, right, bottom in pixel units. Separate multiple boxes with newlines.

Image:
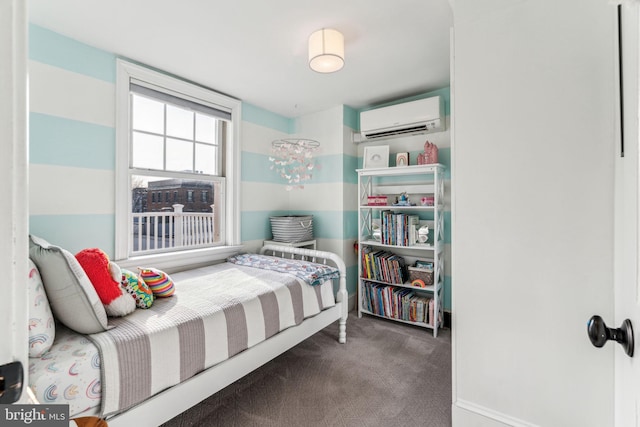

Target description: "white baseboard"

left=453, top=400, right=540, bottom=427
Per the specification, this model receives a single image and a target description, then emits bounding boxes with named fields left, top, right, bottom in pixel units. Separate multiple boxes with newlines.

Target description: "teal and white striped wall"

left=29, top=24, right=117, bottom=255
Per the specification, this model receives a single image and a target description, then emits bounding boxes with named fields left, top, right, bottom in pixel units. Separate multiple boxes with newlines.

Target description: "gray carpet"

left=161, top=313, right=452, bottom=427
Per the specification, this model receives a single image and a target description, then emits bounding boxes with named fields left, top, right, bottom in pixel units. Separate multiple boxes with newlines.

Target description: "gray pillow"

left=28, top=235, right=109, bottom=334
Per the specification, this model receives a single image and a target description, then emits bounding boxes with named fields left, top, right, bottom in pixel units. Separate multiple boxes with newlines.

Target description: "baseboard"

left=453, top=400, right=540, bottom=427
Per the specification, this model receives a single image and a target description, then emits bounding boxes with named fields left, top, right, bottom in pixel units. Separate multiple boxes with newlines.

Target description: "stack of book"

left=360, top=247, right=407, bottom=284
left=380, top=211, right=420, bottom=246
left=362, top=281, right=434, bottom=325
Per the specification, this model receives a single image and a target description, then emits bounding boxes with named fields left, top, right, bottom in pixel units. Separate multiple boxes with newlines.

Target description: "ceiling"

left=28, top=0, right=453, bottom=119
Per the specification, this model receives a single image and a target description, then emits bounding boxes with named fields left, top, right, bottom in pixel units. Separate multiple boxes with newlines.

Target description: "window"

left=115, top=60, right=241, bottom=269
left=201, top=190, right=208, bottom=203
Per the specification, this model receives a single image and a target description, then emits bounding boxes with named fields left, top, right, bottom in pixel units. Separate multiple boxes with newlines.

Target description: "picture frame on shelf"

left=396, top=152, right=409, bottom=167
left=363, top=145, right=390, bottom=169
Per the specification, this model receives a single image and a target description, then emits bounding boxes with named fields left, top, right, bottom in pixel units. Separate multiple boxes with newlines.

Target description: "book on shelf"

left=360, top=247, right=407, bottom=284
left=361, top=281, right=433, bottom=325
left=380, top=211, right=420, bottom=246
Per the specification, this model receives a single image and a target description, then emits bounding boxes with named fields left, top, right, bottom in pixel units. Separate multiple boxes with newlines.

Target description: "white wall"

left=452, top=0, right=616, bottom=425
left=0, top=0, right=29, bottom=400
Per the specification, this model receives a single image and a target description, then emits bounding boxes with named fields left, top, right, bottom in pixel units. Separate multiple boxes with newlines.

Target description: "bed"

left=28, top=244, right=348, bottom=426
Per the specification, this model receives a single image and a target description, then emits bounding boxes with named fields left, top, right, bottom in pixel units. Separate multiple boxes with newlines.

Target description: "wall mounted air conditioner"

left=359, top=96, right=444, bottom=142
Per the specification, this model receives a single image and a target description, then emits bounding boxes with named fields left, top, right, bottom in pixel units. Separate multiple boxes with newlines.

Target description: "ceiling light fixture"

left=308, top=28, right=344, bottom=73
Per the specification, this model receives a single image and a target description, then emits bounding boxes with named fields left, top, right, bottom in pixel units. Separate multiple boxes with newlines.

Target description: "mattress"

left=29, top=324, right=101, bottom=417
left=91, top=261, right=336, bottom=417
left=28, top=260, right=337, bottom=419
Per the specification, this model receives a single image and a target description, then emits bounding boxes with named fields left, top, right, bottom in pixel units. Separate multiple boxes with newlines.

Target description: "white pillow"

left=28, top=235, right=109, bottom=334
left=28, top=259, right=55, bottom=357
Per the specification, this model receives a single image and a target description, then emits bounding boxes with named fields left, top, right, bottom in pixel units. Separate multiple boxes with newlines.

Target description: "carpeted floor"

left=161, top=313, right=452, bottom=427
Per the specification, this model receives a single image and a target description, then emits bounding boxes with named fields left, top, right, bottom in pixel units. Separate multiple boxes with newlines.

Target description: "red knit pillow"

left=76, top=248, right=135, bottom=317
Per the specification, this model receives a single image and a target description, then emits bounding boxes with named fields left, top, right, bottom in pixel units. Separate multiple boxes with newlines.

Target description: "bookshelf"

left=356, top=164, right=445, bottom=337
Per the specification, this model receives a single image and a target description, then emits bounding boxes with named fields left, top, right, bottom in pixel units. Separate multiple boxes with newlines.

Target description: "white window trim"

left=114, top=59, right=241, bottom=271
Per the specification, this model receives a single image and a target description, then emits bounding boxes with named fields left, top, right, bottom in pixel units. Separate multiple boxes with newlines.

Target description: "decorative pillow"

left=28, top=259, right=55, bottom=357
left=138, top=267, right=175, bottom=297
left=76, top=248, right=136, bottom=317
left=121, top=268, right=154, bottom=309
left=28, top=235, right=109, bottom=334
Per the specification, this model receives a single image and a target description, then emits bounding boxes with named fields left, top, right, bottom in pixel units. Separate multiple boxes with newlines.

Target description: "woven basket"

left=270, top=215, right=313, bottom=243
left=408, top=266, right=434, bottom=286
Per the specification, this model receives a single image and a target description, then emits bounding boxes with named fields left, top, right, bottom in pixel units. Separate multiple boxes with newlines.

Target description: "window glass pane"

left=132, top=94, right=164, bottom=134
left=166, top=138, right=194, bottom=172
left=195, top=143, right=216, bottom=175
left=195, top=114, right=216, bottom=143
left=166, top=104, right=194, bottom=140
left=129, top=176, right=222, bottom=253
left=132, top=132, right=164, bottom=169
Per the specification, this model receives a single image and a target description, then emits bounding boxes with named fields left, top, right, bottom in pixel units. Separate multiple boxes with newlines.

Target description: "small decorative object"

left=420, top=195, right=435, bottom=206
left=372, top=224, right=382, bottom=242
left=417, top=140, right=439, bottom=165
left=411, top=279, right=427, bottom=288
left=396, top=152, right=409, bottom=167
left=393, top=192, right=412, bottom=206
left=367, top=195, right=388, bottom=206
left=269, top=138, right=320, bottom=190
left=418, top=225, right=430, bottom=243
left=363, top=145, right=390, bottom=169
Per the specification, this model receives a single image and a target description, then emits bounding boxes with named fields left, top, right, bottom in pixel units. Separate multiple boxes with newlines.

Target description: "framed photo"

left=396, top=152, right=409, bottom=167
left=363, top=145, right=390, bottom=169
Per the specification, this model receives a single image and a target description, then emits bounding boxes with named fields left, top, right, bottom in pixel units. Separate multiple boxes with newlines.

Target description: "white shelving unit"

left=357, top=164, right=445, bottom=337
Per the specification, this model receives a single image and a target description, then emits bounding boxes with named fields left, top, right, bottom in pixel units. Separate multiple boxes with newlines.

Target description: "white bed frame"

left=105, top=245, right=348, bottom=427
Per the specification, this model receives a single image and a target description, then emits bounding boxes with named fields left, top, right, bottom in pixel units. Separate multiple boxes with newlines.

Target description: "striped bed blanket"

left=89, top=261, right=336, bottom=417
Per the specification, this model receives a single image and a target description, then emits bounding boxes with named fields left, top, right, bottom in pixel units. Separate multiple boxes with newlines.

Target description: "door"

left=615, top=3, right=640, bottom=425
left=0, top=0, right=29, bottom=404
left=452, top=0, right=618, bottom=425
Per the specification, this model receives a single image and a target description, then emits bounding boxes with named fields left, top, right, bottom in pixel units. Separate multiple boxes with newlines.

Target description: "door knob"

left=587, top=315, right=634, bottom=357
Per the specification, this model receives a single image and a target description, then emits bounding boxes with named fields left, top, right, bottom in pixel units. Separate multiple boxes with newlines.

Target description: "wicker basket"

left=269, top=215, right=313, bottom=243
left=408, top=265, right=434, bottom=286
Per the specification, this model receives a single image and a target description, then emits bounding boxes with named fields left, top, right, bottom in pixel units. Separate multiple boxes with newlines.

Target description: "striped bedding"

left=88, top=261, right=336, bottom=417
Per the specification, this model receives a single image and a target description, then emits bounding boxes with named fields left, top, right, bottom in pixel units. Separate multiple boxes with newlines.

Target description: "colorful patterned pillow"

left=121, top=268, right=154, bottom=309
left=138, top=267, right=175, bottom=297
left=28, top=259, right=55, bottom=357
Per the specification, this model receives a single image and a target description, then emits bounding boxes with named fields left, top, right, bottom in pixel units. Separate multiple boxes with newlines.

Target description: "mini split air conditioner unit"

left=358, top=96, right=444, bottom=142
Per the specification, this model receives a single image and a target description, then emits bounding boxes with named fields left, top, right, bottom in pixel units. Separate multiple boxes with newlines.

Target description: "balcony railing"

left=132, top=204, right=216, bottom=254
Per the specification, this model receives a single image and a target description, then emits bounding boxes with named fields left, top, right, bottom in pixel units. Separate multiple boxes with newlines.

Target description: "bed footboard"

left=260, top=244, right=348, bottom=343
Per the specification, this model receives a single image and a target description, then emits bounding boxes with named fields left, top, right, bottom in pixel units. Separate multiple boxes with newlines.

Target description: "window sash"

left=115, top=59, right=241, bottom=266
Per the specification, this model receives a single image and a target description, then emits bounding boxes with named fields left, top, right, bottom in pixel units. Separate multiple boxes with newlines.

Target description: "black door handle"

left=587, top=315, right=634, bottom=357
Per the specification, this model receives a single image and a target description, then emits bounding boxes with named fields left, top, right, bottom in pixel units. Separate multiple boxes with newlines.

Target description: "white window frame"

left=114, top=59, right=241, bottom=271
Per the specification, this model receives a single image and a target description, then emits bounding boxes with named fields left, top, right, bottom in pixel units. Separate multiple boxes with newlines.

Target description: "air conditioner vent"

left=359, top=96, right=444, bottom=142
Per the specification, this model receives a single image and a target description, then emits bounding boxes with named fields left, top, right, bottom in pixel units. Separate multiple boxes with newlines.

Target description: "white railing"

left=131, top=204, right=216, bottom=253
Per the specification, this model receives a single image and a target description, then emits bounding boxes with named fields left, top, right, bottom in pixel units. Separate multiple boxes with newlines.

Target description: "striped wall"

left=27, top=23, right=450, bottom=307
left=241, top=105, right=360, bottom=296
left=29, top=24, right=117, bottom=255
